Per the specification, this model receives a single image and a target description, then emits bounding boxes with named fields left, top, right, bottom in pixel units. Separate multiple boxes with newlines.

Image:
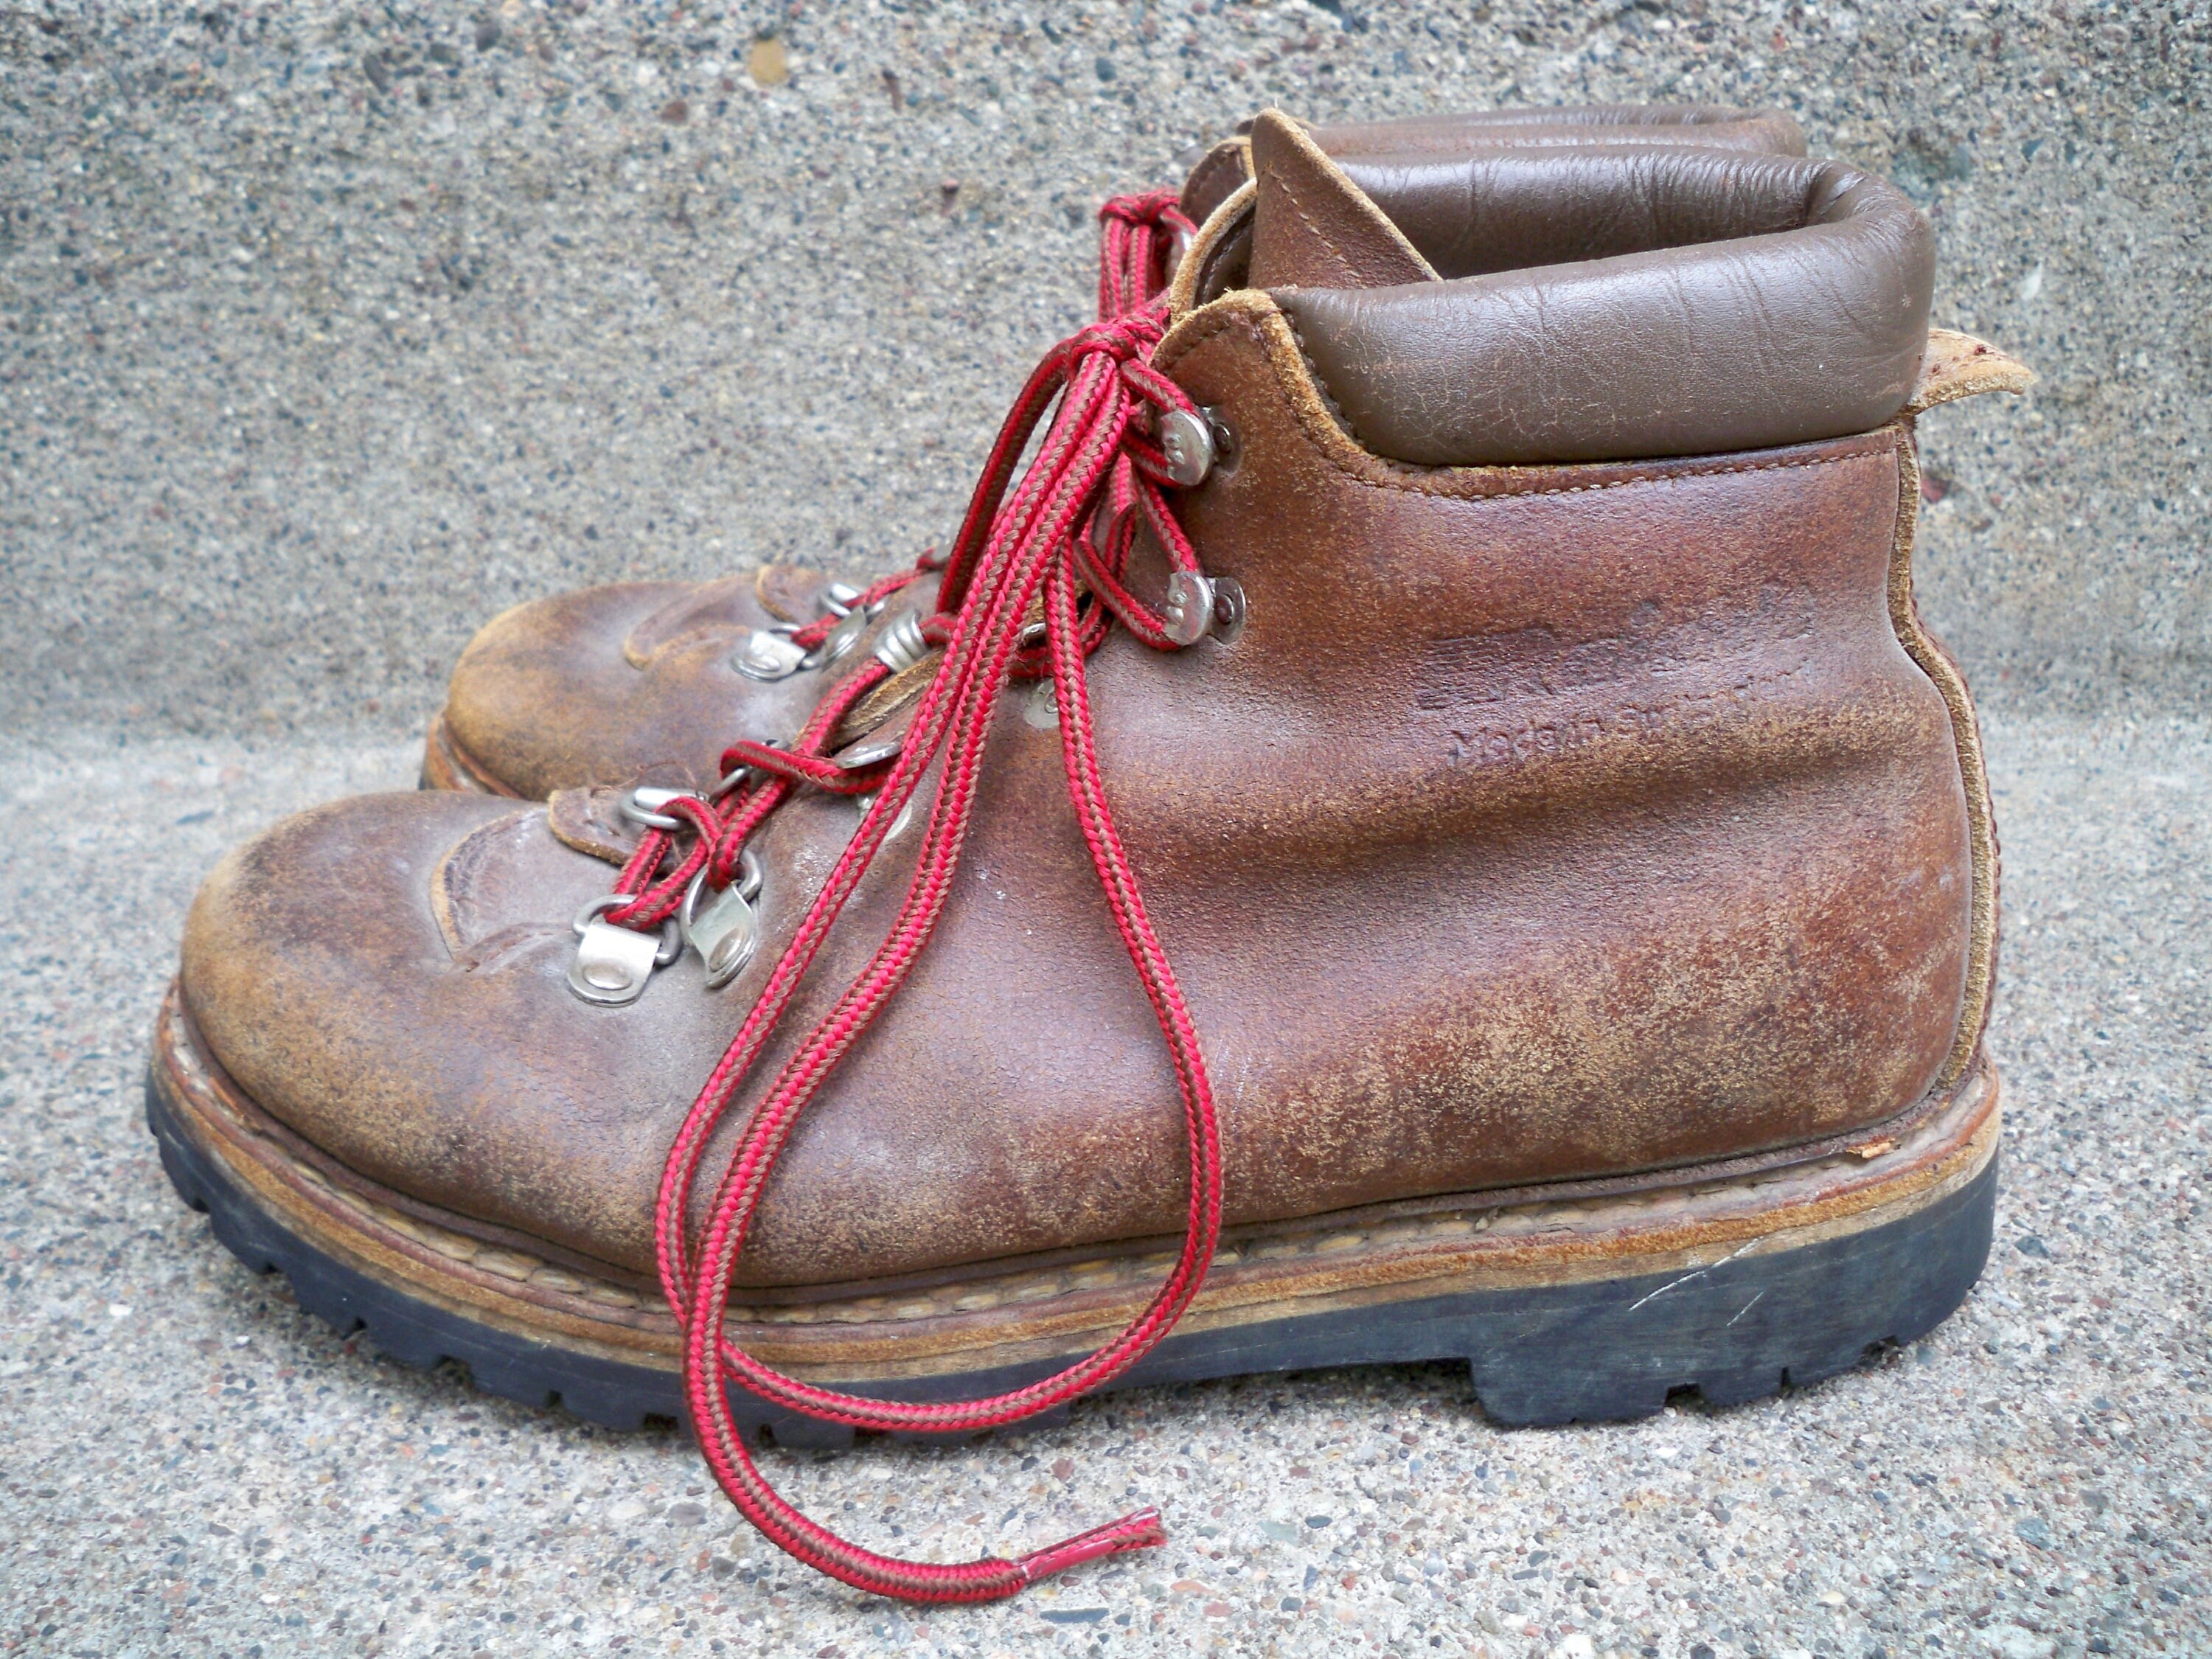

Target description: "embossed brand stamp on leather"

left=1416, top=583, right=1818, bottom=765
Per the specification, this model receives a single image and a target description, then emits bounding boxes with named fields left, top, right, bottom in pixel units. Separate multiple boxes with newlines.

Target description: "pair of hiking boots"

left=152, top=104, right=2031, bottom=1602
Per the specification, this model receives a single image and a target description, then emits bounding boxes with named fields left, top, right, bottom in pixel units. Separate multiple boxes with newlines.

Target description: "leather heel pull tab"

left=1246, top=108, right=1439, bottom=291
left=1907, top=328, right=2037, bottom=414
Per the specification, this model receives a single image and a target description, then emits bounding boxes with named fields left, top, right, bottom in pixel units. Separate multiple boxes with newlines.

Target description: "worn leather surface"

left=441, top=568, right=862, bottom=799
left=1270, top=147, right=1934, bottom=465
left=1246, top=112, right=1439, bottom=290
left=441, top=105, right=1822, bottom=801
left=184, top=291, right=1975, bottom=1290
left=1180, top=102, right=1806, bottom=223
left=1313, top=103, right=1806, bottom=158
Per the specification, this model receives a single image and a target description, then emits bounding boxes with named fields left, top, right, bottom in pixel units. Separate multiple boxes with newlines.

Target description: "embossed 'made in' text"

left=1413, top=584, right=1818, bottom=769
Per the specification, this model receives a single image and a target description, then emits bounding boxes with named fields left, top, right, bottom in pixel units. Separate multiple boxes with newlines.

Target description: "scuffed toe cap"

left=442, top=571, right=832, bottom=799
left=178, top=790, right=718, bottom=1274
left=442, top=580, right=733, bottom=799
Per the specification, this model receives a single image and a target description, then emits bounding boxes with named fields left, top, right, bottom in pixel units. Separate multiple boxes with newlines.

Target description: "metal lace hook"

left=620, top=786, right=686, bottom=831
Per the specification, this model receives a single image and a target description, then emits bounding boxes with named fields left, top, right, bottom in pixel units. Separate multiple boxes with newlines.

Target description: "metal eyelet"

left=1023, top=679, right=1060, bottom=729
left=836, top=731, right=905, bottom=771
left=1206, top=409, right=1237, bottom=470
left=709, top=735, right=785, bottom=799
left=619, top=786, right=686, bottom=831
left=802, top=606, right=872, bottom=670
left=874, top=611, right=929, bottom=675
left=1209, top=576, right=1247, bottom=644
left=733, top=627, right=808, bottom=681
left=1162, top=571, right=1246, bottom=647
left=681, top=849, right=765, bottom=990
left=567, top=894, right=681, bottom=1006
left=1158, top=406, right=1220, bottom=487
left=855, top=793, right=917, bottom=841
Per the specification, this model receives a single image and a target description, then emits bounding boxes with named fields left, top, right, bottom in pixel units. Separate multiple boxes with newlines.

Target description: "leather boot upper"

left=1194, top=112, right=1934, bottom=464
left=1178, top=102, right=1806, bottom=223
left=184, top=125, right=1986, bottom=1294
left=443, top=566, right=846, bottom=797
left=438, top=104, right=1818, bottom=801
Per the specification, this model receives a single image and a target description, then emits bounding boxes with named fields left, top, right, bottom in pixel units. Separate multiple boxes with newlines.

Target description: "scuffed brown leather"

left=1312, top=103, right=1806, bottom=161
left=445, top=106, right=1813, bottom=803
left=1274, top=150, right=1935, bottom=465
left=183, top=298, right=1974, bottom=1290
left=1180, top=137, right=1260, bottom=234
left=1180, top=102, right=1806, bottom=223
left=754, top=563, right=831, bottom=625
left=544, top=786, right=644, bottom=865
left=442, top=568, right=861, bottom=799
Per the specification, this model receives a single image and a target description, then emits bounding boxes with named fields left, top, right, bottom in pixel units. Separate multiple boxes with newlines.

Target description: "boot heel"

left=1460, top=1160, right=1994, bottom=1425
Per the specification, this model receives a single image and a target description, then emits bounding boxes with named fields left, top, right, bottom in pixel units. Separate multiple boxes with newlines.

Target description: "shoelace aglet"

left=1017, top=1506, right=1168, bottom=1585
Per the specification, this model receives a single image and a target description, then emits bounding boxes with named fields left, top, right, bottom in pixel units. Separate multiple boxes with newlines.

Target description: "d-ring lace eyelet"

left=681, top=848, right=765, bottom=990
left=567, top=894, right=681, bottom=1006
left=620, top=786, right=686, bottom=831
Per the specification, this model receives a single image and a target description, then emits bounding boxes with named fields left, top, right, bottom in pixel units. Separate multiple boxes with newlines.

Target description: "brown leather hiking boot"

left=152, top=113, right=2029, bottom=1601
left=421, top=102, right=1806, bottom=800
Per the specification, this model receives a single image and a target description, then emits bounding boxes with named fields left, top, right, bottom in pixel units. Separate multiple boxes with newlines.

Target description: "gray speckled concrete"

left=2, top=711, right=2205, bottom=1657
left=1, top=1, right=2207, bottom=744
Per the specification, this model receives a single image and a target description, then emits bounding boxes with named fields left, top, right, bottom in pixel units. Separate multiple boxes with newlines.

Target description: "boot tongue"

left=1246, top=109, right=1439, bottom=290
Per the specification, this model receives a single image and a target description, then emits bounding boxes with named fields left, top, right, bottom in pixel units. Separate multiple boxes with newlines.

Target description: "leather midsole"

left=420, top=709, right=515, bottom=796
left=152, top=981, right=1999, bottom=1386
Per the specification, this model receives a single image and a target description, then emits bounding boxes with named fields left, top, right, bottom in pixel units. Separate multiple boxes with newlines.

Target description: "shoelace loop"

left=606, top=191, right=1217, bottom=1604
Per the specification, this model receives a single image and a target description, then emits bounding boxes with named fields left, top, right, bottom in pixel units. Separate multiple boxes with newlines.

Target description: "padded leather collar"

left=1260, top=147, right=1934, bottom=466
left=1180, top=102, right=1805, bottom=223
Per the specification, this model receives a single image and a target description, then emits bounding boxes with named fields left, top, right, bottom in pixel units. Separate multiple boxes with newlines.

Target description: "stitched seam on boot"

left=161, top=984, right=1993, bottom=1326
left=1885, top=420, right=1999, bottom=1088
left=1266, top=164, right=1374, bottom=291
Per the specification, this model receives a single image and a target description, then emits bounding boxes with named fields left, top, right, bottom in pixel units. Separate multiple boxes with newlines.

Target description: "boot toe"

left=442, top=581, right=720, bottom=798
left=178, top=790, right=714, bottom=1273
left=442, top=572, right=829, bottom=797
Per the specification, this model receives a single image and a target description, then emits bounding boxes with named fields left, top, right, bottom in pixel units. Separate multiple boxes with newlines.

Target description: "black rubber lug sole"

left=148, top=1070, right=1993, bottom=1442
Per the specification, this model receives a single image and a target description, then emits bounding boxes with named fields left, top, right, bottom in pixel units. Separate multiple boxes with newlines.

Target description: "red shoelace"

left=601, top=193, right=1222, bottom=1602
left=764, top=189, right=1193, bottom=665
